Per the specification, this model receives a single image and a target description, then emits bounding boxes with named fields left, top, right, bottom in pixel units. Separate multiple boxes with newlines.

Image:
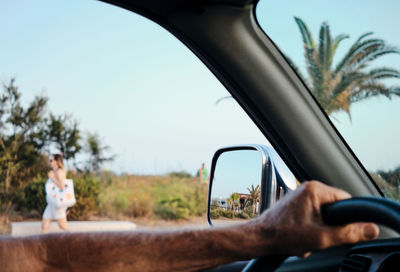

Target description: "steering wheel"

left=242, top=197, right=400, bottom=272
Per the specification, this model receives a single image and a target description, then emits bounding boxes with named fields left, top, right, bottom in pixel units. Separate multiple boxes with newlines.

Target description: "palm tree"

left=217, top=18, right=400, bottom=117
left=227, top=192, right=240, bottom=211
left=292, top=17, right=400, bottom=117
left=247, top=184, right=260, bottom=215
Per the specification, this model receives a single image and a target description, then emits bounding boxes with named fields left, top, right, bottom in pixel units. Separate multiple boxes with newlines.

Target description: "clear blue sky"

left=212, top=150, right=262, bottom=199
left=0, top=0, right=399, bottom=174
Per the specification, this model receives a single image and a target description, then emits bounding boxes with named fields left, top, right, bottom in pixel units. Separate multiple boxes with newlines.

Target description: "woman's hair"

left=52, top=153, right=65, bottom=170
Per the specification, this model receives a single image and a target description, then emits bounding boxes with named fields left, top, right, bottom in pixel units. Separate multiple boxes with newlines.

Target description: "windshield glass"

left=256, top=0, right=400, bottom=201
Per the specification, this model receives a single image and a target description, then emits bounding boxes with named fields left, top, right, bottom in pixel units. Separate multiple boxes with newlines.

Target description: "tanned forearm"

left=1, top=222, right=270, bottom=272
left=1, top=235, right=47, bottom=271
left=1, top=182, right=380, bottom=272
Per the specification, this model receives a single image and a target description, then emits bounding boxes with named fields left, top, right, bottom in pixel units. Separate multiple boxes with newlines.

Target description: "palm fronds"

left=294, top=16, right=315, bottom=49
left=294, top=17, right=400, bottom=117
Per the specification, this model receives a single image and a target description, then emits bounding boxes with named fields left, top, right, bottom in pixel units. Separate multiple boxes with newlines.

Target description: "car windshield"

left=255, top=0, right=400, bottom=201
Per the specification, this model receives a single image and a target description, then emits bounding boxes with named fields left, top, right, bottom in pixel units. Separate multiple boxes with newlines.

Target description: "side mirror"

left=207, top=145, right=297, bottom=225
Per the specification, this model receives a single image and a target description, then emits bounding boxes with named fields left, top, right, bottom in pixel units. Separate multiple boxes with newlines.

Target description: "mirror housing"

left=207, top=144, right=297, bottom=225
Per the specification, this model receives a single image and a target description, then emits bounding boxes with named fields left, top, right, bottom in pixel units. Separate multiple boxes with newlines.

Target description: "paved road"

left=11, top=221, right=137, bottom=237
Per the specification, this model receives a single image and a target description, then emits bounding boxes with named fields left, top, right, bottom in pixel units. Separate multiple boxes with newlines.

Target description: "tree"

left=292, top=17, right=400, bottom=117
left=0, top=79, right=48, bottom=199
left=0, top=78, right=113, bottom=206
left=377, top=166, right=400, bottom=189
left=226, top=192, right=240, bottom=211
left=247, top=184, right=260, bottom=215
left=45, top=113, right=81, bottom=163
left=85, top=133, right=114, bottom=172
left=217, top=18, right=400, bottom=117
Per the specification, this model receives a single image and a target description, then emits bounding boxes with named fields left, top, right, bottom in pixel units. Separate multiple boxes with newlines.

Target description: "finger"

left=323, top=222, right=379, bottom=248
left=306, top=181, right=352, bottom=204
left=299, top=252, right=311, bottom=258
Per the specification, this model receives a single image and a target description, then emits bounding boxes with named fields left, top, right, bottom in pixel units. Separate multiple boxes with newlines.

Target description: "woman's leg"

left=42, top=205, right=52, bottom=233
left=41, top=219, right=51, bottom=233
left=57, top=218, right=70, bottom=232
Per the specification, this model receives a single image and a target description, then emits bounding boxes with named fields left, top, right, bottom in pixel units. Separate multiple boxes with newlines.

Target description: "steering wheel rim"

left=242, top=196, right=400, bottom=272
left=321, top=197, right=400, bottom=233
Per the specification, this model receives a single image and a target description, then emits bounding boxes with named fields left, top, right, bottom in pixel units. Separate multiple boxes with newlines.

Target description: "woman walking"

left=41, top=153, right=70, bottom=233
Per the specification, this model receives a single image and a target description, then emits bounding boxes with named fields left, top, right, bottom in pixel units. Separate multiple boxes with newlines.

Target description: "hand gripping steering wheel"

left=242, top=197, right=400, bottom=272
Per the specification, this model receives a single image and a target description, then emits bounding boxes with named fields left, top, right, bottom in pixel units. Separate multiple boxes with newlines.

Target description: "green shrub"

left=371, top=173, right=400, bottom=202
left=20, top=177, right=47, bottom=214
left=98, top=187, right=122, bottom=217
left=168, top=171, right=193, bottom=179
left=97, top=175, right=208, bottom=220
left=242, top=206, right=254, bottom=218
left=153, top=177, right=207, bottom=220
left=155, top=197, right=190, bottom=220
left=67, top=174, right=100, bottom=220
left=113, top=190, right=131, bottom=213
left=97, top=170, right=119, bottom=186
left=236, top=211, right=250, bottom=219
left=210, top=208, right=221, bottom=219
left=98, top=176, right=154, bottom=218
left=127, top=189, right=153, bottom=218
left=220, top=209, right=234, bottom=219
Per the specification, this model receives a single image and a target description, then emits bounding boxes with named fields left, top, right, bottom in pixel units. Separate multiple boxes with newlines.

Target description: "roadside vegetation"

left=23, top=172, right=207, bottom=220
left=1, top=171, right=208, bottom=234
left=0, top=80, right=208, bottom=234
left=210, top=185, right=260, bottom=220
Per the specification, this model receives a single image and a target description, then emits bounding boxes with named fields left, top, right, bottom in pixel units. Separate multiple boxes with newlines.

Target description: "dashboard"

left=277, top=238, right=400, bottom=272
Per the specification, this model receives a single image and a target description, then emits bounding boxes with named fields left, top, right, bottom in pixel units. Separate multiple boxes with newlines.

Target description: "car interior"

left=2, top=0, right=399, bottom=271
left=95, top=0, right=400, bottom=271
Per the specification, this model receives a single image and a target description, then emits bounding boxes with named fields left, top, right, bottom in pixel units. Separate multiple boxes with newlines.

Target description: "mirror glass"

left=210, top=149, right=262, bottom=225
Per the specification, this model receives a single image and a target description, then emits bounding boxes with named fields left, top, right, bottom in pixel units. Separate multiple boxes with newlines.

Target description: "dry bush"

left=98, top=175, right=208, bottom=220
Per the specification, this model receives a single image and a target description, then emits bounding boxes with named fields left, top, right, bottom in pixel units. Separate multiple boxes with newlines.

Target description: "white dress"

left=42, top=179, right=68, bottom=220
left=42, top=203, right=67, bottom=220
